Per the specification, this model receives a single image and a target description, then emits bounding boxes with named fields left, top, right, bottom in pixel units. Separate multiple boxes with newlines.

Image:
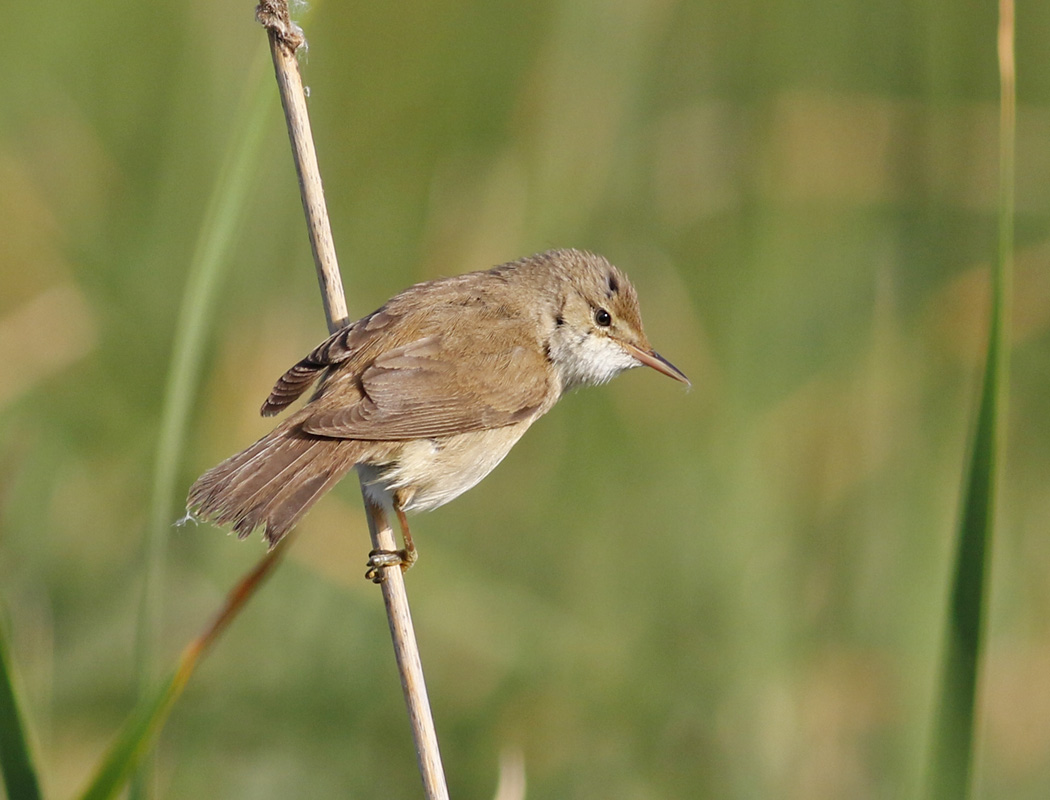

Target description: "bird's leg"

left=364, top=498, right=418, bottom=583
left=395, top=506, right=418, bottom=570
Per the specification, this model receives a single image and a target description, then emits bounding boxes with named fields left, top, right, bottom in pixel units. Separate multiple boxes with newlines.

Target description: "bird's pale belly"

left=357, top=420, right=535, bottom=513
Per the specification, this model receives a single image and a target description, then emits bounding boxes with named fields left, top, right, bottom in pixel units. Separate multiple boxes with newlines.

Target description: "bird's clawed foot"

left=364, top=545, right=418, bottom=583
left=363, top=503, right=418, bottom=583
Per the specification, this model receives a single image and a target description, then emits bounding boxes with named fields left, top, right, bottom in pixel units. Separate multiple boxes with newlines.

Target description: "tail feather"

left=219, top=435, right=318, bottom=520
left=188, top=418, right=361, bottom=546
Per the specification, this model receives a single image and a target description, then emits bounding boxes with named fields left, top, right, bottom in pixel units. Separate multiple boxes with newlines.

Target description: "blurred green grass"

left=1, top=1, right=1049, bottom=798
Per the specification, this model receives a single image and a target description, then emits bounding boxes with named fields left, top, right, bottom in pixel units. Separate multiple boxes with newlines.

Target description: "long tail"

left=187, top=415, right=361, bottom=547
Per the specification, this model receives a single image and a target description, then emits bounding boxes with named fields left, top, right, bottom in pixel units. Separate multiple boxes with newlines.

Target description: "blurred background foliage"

left=1, top=0, right=1048, bottom=798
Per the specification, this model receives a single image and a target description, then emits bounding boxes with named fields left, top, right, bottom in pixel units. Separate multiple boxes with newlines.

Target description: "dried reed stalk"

left=255, top=2, right=450, bottom=797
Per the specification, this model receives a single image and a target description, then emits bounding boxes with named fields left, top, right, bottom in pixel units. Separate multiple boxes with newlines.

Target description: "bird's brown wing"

left=299, top=331, right=553, bottom=441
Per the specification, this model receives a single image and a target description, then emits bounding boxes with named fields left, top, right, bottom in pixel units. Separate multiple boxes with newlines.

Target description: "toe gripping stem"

left=364, top=504, right=418, bottom=583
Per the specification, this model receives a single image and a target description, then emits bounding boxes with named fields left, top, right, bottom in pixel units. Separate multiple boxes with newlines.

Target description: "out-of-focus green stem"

left=131, top=45, right=274, bottom=798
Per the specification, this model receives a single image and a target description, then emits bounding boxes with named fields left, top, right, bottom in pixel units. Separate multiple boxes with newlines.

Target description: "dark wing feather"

left=261, top=309, right=400, bottom=416
left=301, top=332, right=552, bottom=440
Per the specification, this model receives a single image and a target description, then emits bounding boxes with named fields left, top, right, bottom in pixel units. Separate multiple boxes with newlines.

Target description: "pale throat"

left=548, top=330, right=639, bottom=392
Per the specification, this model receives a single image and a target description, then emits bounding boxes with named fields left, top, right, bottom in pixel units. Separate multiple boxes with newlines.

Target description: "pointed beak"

left=622, top=342, right=690, bottom=386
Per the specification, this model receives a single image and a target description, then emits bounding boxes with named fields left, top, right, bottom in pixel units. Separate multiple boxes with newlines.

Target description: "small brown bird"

left=187, top=249, right=687, bottom=569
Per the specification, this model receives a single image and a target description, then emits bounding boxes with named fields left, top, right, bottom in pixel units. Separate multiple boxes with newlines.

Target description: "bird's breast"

left=358, top=419, right=537, bottom=512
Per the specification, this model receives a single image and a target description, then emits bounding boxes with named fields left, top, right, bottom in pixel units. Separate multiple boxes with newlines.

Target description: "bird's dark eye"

left=594, top=308, right=612, bottom=327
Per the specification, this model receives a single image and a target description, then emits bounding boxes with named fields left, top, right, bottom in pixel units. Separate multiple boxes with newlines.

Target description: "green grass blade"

left=0, top=614, right=43, bottom=800
left=926, top=357, right=1001, bottom=799
left=926, top=3, right=1014, bottom=798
